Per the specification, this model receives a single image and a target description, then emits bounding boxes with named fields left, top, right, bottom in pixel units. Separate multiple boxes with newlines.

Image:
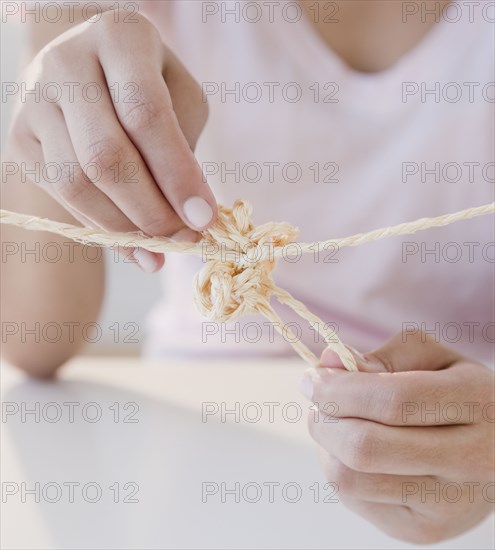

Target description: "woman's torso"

left=140, top=0, right=494, bottom=363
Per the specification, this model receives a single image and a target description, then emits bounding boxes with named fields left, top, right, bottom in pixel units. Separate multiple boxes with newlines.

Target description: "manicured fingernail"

left=299, top=369, right=318, bottom=401
left=133, top=248, right=158, bottom=273
left=320, top=348, right=346, bottom=369
left=183, top=196, right=213, bottom=229
left=170, top=227, right=199, bottom=243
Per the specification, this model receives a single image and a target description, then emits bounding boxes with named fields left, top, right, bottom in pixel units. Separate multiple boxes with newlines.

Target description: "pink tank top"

left=139, top=1, right=495, bottom=363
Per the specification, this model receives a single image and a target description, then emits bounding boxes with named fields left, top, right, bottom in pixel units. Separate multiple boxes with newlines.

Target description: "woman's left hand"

left=300, top=331, right=495, bottom=544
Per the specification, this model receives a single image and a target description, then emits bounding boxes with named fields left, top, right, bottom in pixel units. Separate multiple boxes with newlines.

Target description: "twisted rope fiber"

left=1, top=200, right=493, bottom=370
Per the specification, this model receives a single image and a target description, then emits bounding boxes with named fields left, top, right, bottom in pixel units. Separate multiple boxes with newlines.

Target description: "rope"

left=1, top=200, right=493, bottom=370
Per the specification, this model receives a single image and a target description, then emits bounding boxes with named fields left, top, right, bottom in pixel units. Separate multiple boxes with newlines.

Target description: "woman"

left=1, top=0, right=493, bottom=542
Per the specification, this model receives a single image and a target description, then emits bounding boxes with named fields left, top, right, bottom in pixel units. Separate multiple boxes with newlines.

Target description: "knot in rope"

left=193, top=200, right=299, bottom=323
left=3, top=199, right=492, bottom=370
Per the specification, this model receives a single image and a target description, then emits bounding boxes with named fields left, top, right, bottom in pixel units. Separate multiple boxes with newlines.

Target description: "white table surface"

left=1, top=357, right=493, bottom=550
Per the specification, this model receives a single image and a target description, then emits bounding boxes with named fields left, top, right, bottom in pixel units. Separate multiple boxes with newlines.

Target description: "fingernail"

left=170, top=227, right=199, bottom=243
left=320, top=348, right=346, bottom=369
left=133, top=248, right=158, bottom=273
left=299, top=369, right=318, bottom=401
left=183, top=196, right=213, bottom=229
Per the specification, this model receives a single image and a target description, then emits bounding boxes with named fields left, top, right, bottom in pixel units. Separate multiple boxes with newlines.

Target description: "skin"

left=301, top=0, right=451, bottom=72
left=2, top=8, right=215, bottom=375
left=301, top=332, right=495, bottom=543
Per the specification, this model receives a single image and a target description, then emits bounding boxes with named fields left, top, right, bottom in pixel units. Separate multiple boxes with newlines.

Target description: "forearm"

left=1, top=166, right=105, bottom=377
left=1, top=2, right=213, bottom=375
left=0, top=8, right=111, bottom=376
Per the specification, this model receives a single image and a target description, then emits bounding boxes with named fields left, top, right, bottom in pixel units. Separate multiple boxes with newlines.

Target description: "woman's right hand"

left=7, top=9, right=217, bottom=272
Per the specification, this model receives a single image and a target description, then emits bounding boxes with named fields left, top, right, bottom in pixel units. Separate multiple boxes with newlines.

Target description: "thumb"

left=320, top=331, right=463, bottom=374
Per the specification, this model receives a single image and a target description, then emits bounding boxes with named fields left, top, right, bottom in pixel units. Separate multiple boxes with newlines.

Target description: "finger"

left=320, top=331, right=463, bottom=374
left=9, top=138, right=94, bottom=231
left=32, top=106, right=136, bottom=230
left=320, top=330, right=464, bottom=374
left=339, top=491, right=484, bottom=544
left=98, top=36, right=217, bottom=229
left=308, top=414, right=478, bottom=477
left=302, top=361, right=486, bottom=425
left=319, top=452, right=436, bottom=507
left=163, top=49, right=209, bottom=150
left=29, top=107, right=164, bottom=272
left=57, top=65, right=191, bottom=239
left=364, top=331, right=465, bottom=373
left=337, top=498, right=435, bottom=544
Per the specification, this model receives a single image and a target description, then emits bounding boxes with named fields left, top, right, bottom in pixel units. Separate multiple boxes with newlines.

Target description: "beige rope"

left=1, top=200, right=494, bottom=370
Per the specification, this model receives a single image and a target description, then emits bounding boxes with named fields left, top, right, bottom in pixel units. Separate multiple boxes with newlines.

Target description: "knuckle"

left=119, top=100, right=167, bottom=133
left=56, top=162, right=84, bottom=188
left=97, top=9, right=128, bottom=31
left=55, top=175, right=91, bottom=204
left=97, top=8, right=120, bottom=27
left=383, top=386, right=409, bottom=425
left=97, top=10, right=159, bottom=40
left=83, top=137, right=126, bottom=180
left=140, top=215, right=176, bottom=237
left=41, top=42, right=73, bottom=72
left=343, top=424, right=375, bottom=472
